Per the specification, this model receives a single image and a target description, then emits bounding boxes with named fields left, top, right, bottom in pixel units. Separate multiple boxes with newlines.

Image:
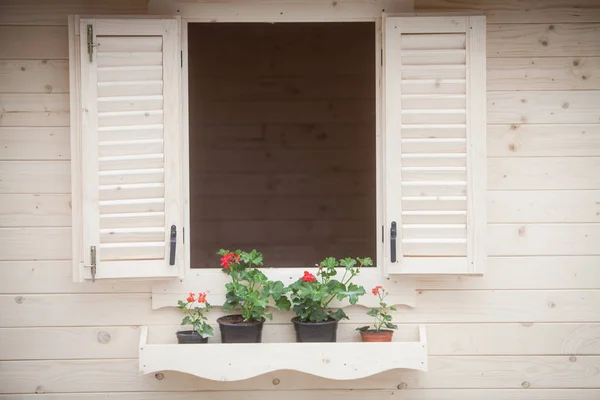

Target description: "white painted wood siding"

left=0, top=0, right=599, bottom=398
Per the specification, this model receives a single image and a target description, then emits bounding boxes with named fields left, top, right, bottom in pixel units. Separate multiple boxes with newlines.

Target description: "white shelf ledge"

left=139, top=325, right=428, bottom=381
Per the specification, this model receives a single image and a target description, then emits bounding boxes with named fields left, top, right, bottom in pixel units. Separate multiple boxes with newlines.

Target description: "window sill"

left=139, top=325, right=428, bottom=381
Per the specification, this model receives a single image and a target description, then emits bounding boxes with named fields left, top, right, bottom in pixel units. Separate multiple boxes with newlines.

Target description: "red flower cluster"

left=372, top=285, right=383, bottom=295
left=187, top=292, right=208, bottom=303
left=220, top=252, right=240, bottom=269
left=197, top=292, right=207, bottom=304
left=302, top=271, right=316, bottom=283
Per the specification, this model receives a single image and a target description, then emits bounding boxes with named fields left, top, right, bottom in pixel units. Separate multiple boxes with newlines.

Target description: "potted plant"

left=357, top=286, right=398, bottom=342
left=286, top=256, right=370, bottom=342
left=176, top=291, right=214, bottom=344
left=217, top=249, right=291, bottom=343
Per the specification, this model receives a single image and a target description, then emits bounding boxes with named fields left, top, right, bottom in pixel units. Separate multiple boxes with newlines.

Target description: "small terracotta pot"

left=360, top=329, right=394, bottom=342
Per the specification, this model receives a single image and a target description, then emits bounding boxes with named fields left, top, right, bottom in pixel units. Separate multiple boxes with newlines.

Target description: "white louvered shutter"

left=72, top=18, right=183, bottom=280
left=383, top=16, right=486, bottom=274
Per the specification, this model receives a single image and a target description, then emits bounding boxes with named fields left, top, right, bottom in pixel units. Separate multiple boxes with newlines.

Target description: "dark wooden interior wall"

left=188, top=23, right=376, bottom=267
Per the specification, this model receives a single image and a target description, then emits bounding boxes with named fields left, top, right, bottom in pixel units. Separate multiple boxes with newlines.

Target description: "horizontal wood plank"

left=488, top=91, right=600, bottom=124
left=488, top=23, right=600, bottom=58
left=2, top=291, right=599, bottom=327
left=0, top=261, right=152, bottom=294
left=488, top=157, right=600, bottom=190
left=487, top=224, right=600, bottom=256
left=415, top=0, right=600, bottom=23
left=488, top=190, right=600, bottom=223
left=1, top=356, right=599, bottom=391
left=0, top=26, right=67, bottom=59
left=0, top=128, right=69, bottom=160
left=487, top=125, right=600, bottom=157
left=2, top=389, right=600, bottom=400
left=3, top=322, right=600, bottom=360
left=0, top=161, right=70, bottom=194
left=0, top=60, right=69, bottom=93
left=0, top=94, right=69, bottom=127
left=0, top=228, right=70, bottom=260
left=488, top=57, right=600, bottom=91
left=0, top=194, right=71, bottom=227
left=0, top=0, right=148, bottom=25
left=418, top=256, right=600, bottom=290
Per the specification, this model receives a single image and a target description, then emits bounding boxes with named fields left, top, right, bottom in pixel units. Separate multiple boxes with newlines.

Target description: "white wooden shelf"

left=139, top=325, right=428, bottom=381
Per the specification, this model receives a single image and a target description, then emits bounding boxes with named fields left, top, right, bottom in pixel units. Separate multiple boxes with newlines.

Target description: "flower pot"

left=359, top=329, right=394, bottom=342
left=291, top=317, right=338, bottom=342
left=217, top=315, right=265, bottom=343
left=176, top=330, right=209, bottom=344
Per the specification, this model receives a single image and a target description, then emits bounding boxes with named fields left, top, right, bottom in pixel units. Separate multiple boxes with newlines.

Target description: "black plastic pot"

left=176, top=330, right=209, bottom=344
left=291, top=317, right=338, bottom=342
left=217, top=315, right=265, bottom=343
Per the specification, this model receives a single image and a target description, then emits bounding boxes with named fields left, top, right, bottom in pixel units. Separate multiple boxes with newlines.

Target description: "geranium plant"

left=357, top=286, right=398, bottom=333
left=177, top=292, right=214, bottom=339
left=287, top=256, right=371, bottom=322
left=218, top=249, right=291, bottom=321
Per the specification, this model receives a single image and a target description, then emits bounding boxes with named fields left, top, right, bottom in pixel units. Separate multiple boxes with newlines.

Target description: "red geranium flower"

left=372, top=285, right=383, bottom=295
left=302, top=271, right=316, bottom=283
left=220, top=252, right=234, bottom=269
left=186, top=292, right=195, bottom=303
left=197, top=292, right=207, bottom=304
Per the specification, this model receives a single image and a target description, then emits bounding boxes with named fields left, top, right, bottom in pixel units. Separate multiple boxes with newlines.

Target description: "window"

left=69, top=14, right=485, bottom=282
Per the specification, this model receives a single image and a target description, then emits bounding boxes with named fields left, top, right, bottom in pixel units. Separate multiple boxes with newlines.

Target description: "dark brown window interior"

left=188, top=22, right=376, bottom=268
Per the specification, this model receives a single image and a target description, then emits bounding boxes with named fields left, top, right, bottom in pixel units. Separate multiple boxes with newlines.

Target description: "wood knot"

left=331, top=0, right=338, bottom=6
left=520, top=98, right=527, bottom=104
left=20, top=66, right=26, bottom=71
left=539, top=39, right=549, bottom=47
left=272, top=378, right=280, bottom=385
left=97, top=331, right=111, bottom=344
left=14, top=296, right=24, bottom=304
left=36, top=386, right=44, bottom=394
left=548, top=25, right=555, bottom=31
left=562, top=102, right=570, bottom=109
left=548, top=301, right=556, bottom=308
left=569, top=356, right=577, bottom=362
left=510, top=124, right=520, bottom=131
left=44, top=84, right=53, bottom=93
left=522, top=381, right=530, bottom=388
left=582, top=75, right=588, bottom=80
left=518, top=226, right=526, bottom=236
left=573, top=60, right=580, bottom=67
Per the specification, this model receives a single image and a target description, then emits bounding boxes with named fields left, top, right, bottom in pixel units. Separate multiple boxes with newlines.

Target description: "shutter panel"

left=72, top=18, right=183, bottom=280
left=383, top=16, right=486, bottom=274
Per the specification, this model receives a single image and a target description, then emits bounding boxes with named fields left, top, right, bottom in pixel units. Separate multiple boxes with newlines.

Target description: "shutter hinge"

left=382, top=225, right=384, bottom=243
left=181, top=50, right=183, bottom=68
left=183, top=226, right=185, bottom=244
left=85, top=246, right=97, bottom=282
left=380, top=48, right=383, bottom=67
left=86, top=24, right=99, bottom=62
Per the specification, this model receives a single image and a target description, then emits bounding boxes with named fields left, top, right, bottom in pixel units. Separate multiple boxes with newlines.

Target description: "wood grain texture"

left=1, top=357, right=600, bottom=392
left=2, top=390, right=600, bottom=400
left=487, top=224, right=600, bottom=256
left=488, top=91, right=600, bottom=124
left=0, top=94, right=69, bottom=127
left=418, top=256, right=600, bottom=290
left=0, top=228, right=70, bottom=260
left=3, top=322, right=599, bottom=360
left=415, top=0, right=600, bottom=23
left=0, top=161, right=70, bottom=193
left=488, top=190, right=600, bottom=223
left=0, top=26, right=68, bottom=59
left=0, top=261, right=152, bottom=294
left=0, top=60, right=69, bottom=93
left=0, top=194, right=71, bottom=227
left=487, top=125, right=600, bottom=157
left=0, top=128, right=69, bottom=160
left=2, top=290, right=599, bottom=327
left=488, top=58, right=600, bottom=91
left=488, top=157, right=600, bottom=190
left=0, top=0, right=148, bottom=25
left=488, top=23, right=600, bottom=58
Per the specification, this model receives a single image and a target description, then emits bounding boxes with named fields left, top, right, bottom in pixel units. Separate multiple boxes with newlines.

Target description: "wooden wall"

left=188, top=22, right=376, bottom=268
left=1, top=0, right=600, bottom=399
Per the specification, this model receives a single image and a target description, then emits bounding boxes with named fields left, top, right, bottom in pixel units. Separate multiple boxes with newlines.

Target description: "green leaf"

left=356, top=326, right=370, bottom=332
left=197, top=323, right=214, bottom=339
left=338, top=283, right=366, bottom=304
left=390, top=306, right=397, bottom=311
left=357, top=257, right=373, bottom=267
left=339, top=257, right=357, bottom=270
left=275, top=296, right=291, bottom=311
left=329, top=309, right=348, bottom=321
left=385, top=314, right=392, bottom=321
left=384, top=322, right=398, bottom=330
left=366, top=308, right=379, bottom=317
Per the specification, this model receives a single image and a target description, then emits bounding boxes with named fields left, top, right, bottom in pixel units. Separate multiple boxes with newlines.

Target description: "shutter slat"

left=98, top=66, right=163, bottom=82
left=97, top=81, right=163, bottom=96
left=401, top=79, right=466, bottom=95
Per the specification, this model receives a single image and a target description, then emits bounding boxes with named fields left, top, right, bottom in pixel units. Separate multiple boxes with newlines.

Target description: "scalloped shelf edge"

left=139, top=325, right=428, bottom=381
